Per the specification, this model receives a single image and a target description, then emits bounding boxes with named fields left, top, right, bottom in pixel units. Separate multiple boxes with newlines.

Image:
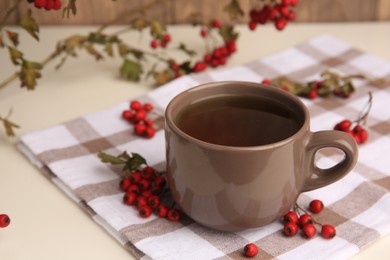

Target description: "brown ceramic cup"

left=164, top=81, right=358, bottom=231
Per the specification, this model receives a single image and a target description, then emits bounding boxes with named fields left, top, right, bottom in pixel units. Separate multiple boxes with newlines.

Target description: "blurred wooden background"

left=2, top=0, right=390, bottom=25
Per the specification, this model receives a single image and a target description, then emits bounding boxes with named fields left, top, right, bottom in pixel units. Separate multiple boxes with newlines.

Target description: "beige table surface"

left=0, top=22, right=389, bottom=259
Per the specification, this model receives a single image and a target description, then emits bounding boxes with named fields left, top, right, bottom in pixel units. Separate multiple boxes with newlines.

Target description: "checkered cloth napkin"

left=18, top=35, right=390, bottom=259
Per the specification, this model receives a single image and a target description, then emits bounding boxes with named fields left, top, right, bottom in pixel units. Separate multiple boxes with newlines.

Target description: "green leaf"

left=177, top=43, right=196, bottom=57
left=8, top=47, right=23, bottom=65
left=123, top=153, right=147, bottom=172
left=1, top=118, right=20, bottom=137
left=97, top=151, right=127, bottom=165
left=19, top=9, right=39, bottom=41
left=218, top=24, right=239, bottom=42
left=150, top=20, right=166, bottom=37
left=128, top=48, right=144, bottom=60
left=120, top=59, right=143, bottom=81
left=132, top=18, right=148, bottom=31
left=19, top=59, right=43, bottom=90
left=223, top=0, right=244, bottom=20
left=84, top=43, right=104, bottom=60
left=104, top=43, right=114, bottom=57
left=6, top=30, right=19, bottom=46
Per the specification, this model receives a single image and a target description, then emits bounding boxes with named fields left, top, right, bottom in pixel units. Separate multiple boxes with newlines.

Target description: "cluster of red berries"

left=282, top=200, right=336, bottom=239
left=119, top=166, right=181, bottom=221
left=248, top=0, right=298, bottom=31
left=199, top=19, right=222, bottom=38
left=334, top=120, right=368, bottom=145
left=192, top=40, right=237, bottom=73
left=28, top=0, right=62, bottom=10
left=122, top=100, right=157, bottom=139
left=150, top=33, right=172, bottom=49
left=0, top=214, right=10, bottom=228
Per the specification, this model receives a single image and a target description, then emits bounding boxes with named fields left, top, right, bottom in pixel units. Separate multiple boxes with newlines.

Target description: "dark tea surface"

left=175, top=94, right=302, bottom=146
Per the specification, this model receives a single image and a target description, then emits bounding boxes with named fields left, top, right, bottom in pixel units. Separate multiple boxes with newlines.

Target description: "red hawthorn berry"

left=218, top=57, right=227, bottom=66
left=143, top=103, right=154, bottom=112
left=53, top=0, right=61, bottom=10
left=288, top=10, right=296, bottom=20
left=200, top=29, right=208, bottom=37
left=226, top=40, right=237, bottom=53
left=134, top=123, right=147, bottom=136
left=147, top=195, right=161, bottom=209
left=193, top=62, right=208, bottom=72
left=123, top=192, right=137, bottom=205
left=283, top=211, right=299, bottom=223
left=244, top=243, right=258, bottom=257
left=150, top=40, right=158, bottom=49
left=167, top=209, right=181, bottom=221
left=130, top=100, right=142, bottom=111
left=141, top=189, right=154, bottom=198
left=248, top=20, right=257, bottom=31
left=352, top=133, right=361, bottom=144
left=153, top=176, right=167, bottom=188
left=134, top=110, right=147, bottom=122
left=275, top=17, right=288, bottom=30
left=212, top=19, right=222, bottom=28
left=143, top=118, right=154, bottom=127
left=353, top=125, right=368, bottom=143
left=282, top=0, right=291, bottom=5
left=283, top=222, right=299, bottom=237
left=302, top=223, right=317, bottom=239
left=210, top=59, right=219, bottom=68
left=160, top=40, right=167, bottom=48
left=156, top=205, right=169, bottom=218
left=163, top=34, right=171, bottom=43
left=145, top=126, right=156, bottom=138
left=321, top=224, right=336, bottom=239
left=128, top=184, right=140, bottom=194
left=308, top=89, right=318, bottom=99
left=119, top=178, right=131, bottom=191
left=129, top=171, right=142, bottom=184
left=34, top=0, right=47, bottom=8
left=139, top=205, right=153, bottom=218
left=268, top=8, right=279, bottom=21
left=290, top=0, right=299, bottom=7
left=338, top=120, right=352, bottom=131
left=0, top=214, right=11, bottom=228
left=261, top=79, right=271, bottom=85
left=135, top=196, right=148, bottom=209
left=309, top=199, right=324, bottom=214
left=122, top=110, right=133, bottom=121
left=44, top=0, right=54, bottom=10
left=142, top=166, right=155, bottom=179
left=138, top=179, right=151, bottom=190
left=298, top=213, right=314, bottom=227
left=279, top=5, right=290, bottom=17
left=204, top=54, right=212, bottom=63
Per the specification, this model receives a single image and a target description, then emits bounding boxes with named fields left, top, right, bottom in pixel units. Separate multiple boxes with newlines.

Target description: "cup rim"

left=165, top=81, right=310, bottom=151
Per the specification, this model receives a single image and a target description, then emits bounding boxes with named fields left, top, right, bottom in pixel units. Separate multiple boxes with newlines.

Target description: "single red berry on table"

left=135, top=196, right=148, bottom=209
left=143, top=103, right=154, bottom=112
left=130, top=100, right=142, bottom=111
left=142, top=166, right=155, bottom=179
left=129, top=171, right=142, bottom=184
left=244, top=243, right=258, bottom=257
left=283, top=211, right=299, bottom=223
left=283, top=222, right=299, bottom=237
left=156, top=205, right=169, bottom=218
left=147, top=195, right=161, bottom=209
left=150, top=40, right=158, bottom=49
left=298, top=213, right=314, bottom=227
left=309, top=199, right=324, bottom=214
left=212, top=19, right=222, bottom=28
left=139, top=205, right=153, bottom=218
left=138, top=179, right=151, bottom=190
left=119, top=178, right=131, bottom=191
left=154, top=176, right=167, bottom=188
left=122, top=110, right=133, bottom=121
left=141, top=189, right=154, bottom=198
left=134, top=123, right=147, bottom=135
left=321, top=224, right=336, bottom=239
left=34, top=0, right=47, bottom=8
left=0, top=214, right=10, bottom=228
left=123, top=192, right=137, bottom=205
left=128, top=184, right=140, bottom=194
left=167, top=209, right=181, bottom=221
left=302, top=223, right=317, bottom=238
left=145, top=126, right=156, bottom=138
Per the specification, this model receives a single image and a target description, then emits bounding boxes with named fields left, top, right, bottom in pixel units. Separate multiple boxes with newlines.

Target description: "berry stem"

left=355, top=92, right=373, bottom=126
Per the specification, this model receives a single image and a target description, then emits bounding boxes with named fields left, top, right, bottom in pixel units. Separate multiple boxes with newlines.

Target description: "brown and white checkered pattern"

left=18, top=35, right=390, bottom=259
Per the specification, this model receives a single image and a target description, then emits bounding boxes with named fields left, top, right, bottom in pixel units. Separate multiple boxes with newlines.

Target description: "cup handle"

left=302, top=130, right=358, bottom=192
